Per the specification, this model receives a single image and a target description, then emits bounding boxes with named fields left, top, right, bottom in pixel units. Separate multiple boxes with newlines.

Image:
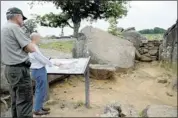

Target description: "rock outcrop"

left=0, top=64, right=9, bottom=93
left=73, top=26, right=135, bottom=69
left=142, top=105, right=177, bottom=117
left=159, top=20, right=177, bottom=70
left=89, top=64, right=116, bottom=80
left=100, top=102, right=138, bottom=117
left=121, top=27, right=147, bottom=49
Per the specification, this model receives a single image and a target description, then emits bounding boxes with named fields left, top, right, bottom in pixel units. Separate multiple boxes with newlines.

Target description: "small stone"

left=109, top=87, right=112, bottom=89
left=144, top=53, right=151, bottom=57
left=140, top=55, right=152, bottom=62
left=60, top=103, right=65, bottom=109
left=147, top=43, right=154, bottom=47
left=151, top=56, right=157, bottom=61
left=166, top=91, right=174, bottom=97
left=73, top=85, right=76, bottom=87
left=149, top=49, right=158, bottom=56
left=143, top=49, right=149, bottom=53
left=157, top=78, right=168, bottom=84
left=64, top=91, right=67, bottom=93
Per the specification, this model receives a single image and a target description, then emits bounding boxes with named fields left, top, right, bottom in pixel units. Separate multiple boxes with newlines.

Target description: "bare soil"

left=37, top=61, right=177, bottom=117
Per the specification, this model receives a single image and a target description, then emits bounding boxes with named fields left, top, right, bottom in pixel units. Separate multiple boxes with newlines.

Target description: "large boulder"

left=142, top=105, right=177, bottom=117
left=124, top=27, right=135, bottom=32
left=122, top=30, right=146, bottom=49
left=73, top=26, right=135, bottom=69
left=0, top=64, right=9, bottom=93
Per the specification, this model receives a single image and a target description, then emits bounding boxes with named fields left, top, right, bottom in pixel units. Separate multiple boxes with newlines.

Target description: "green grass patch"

left=143, top=34, right=164, bottom=40
left=39, top=40, right=74, bottom=52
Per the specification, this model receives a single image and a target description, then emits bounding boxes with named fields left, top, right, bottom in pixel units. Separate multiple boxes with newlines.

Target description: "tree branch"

left=66, top=22, right=74, bottom=29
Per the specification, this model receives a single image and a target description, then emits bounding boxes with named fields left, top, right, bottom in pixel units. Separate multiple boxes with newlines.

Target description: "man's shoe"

left=33, top=110, right=50, bottom=115
left=42, top=107, right=50, bottom=111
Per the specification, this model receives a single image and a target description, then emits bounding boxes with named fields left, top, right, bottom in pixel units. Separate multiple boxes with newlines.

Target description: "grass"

left=143, top=34, right=164, bottom=40
left=39, top=40, right=74, bottom=53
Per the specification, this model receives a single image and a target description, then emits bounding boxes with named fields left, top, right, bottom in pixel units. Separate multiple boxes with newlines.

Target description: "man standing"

left=1, top=7, right=36, bottom=117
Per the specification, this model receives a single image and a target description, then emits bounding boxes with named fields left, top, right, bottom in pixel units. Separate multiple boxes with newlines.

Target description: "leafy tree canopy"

left=139, top=27, right=166, bottom=34
left=30, top=0, right=129, bottom=38
left=22, top=19, right=37, bottom=37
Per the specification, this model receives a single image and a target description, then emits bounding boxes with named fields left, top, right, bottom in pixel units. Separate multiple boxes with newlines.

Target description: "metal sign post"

left=46, top=57, right=91, bottom=108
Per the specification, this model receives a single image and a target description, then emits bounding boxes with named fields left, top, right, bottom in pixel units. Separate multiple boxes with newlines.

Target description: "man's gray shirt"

left=1, top=22, right=31, bottom=65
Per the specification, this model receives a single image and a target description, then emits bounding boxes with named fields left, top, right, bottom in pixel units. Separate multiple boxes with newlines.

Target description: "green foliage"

left=39, top=40, right=74, bottom=52
left=108, top=17, right=121, bottom=36
left=22, top=19, right=37, bottom=37
left=139, top=27, right=166, bottom=34
left=143, top=34, right=163, bottom=40
left=30, top=0, right=128, bottom=37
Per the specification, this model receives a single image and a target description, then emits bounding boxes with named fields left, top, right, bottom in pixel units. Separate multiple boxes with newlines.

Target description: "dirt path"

left=38, top=61, right=177, bottom=117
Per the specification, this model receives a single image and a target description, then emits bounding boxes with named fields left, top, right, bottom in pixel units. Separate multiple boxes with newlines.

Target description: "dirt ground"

left=37, top=61, right=177, bottom=117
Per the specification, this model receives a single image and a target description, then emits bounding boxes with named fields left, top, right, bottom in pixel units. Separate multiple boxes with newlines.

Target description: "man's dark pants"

left=5, top=65, right=33, bottom=118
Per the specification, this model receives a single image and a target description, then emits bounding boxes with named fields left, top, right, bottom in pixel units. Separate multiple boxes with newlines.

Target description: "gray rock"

left=102, top=106, right=119, bottom=117
left=147, top=43, right=154, bottom=47
left=80, top=26, right=135, bottom=69
left=140, top=55, right=152, bottom=62
left=144, top=53, right=151, bottom=57
left=89, top=64, right=116, bottom=80
left=158, top=43, right=163, bottom=60
left=150, top=56, right=157, bottom=61
left=166, top=91, right=174, bottom=97
left=172, top=42, right=177, bottom=69
left=143, top=48, right=149, bottom=53
left=142, top=105, right=177, bottom=117
left=124, top=27, right=135, bottom=32
left=159, top=21, right=177, bottom=67
left=157, top=78, right=168, bottom=84
left=101, top=102, right=138, bottom=117
left=135, top=49, right=141, bottom=60
left=138, top=48, right=144, bottom=55
left=149, top=49, right=158, bottom=56
left=1, top=108, right=12, bottom=117
left=171, top=78, right=177, bottom=92
left=0, top=65, right=9, bottom=93
left=122, top=31, right=143, bottom=49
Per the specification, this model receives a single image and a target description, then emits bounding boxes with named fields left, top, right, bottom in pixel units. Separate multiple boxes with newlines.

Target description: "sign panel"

left=46, top=57, right=90, bottom=74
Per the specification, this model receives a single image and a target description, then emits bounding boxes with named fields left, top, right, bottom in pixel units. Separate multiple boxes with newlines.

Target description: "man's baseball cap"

left=6, top=7, right=27, bottom=20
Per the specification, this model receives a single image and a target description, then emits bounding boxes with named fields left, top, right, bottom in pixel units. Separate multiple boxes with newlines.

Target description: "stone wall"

left=137, top=40, right=162, bottom=62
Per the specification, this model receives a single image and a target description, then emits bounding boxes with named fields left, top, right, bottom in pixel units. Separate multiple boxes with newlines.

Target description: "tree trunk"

left=60, top=27, right=64, bottom=36
left=73, top=21, right=80, bottom=38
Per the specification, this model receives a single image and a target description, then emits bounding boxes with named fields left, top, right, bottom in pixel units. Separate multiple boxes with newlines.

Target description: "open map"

left=46, top=57, right=90, bottom=74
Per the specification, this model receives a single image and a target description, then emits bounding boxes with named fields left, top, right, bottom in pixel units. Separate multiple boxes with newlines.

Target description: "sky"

left=1, top=1, right=177, bottom=37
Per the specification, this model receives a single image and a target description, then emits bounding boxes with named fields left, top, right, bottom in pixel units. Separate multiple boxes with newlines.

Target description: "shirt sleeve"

left=33, top=48, right=52, bottom=66
left=11, top=25, right=31, bottom=49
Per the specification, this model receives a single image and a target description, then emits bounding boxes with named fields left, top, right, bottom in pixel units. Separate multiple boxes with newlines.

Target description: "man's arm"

left=11, top=26, right=36, bottom=53
left=33, top=49, right=52, bottom=66
left=24, top=43, right=36, bottom=53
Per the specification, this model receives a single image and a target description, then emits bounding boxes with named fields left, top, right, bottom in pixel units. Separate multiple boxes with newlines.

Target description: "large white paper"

left=46, top=57, right=90, bottom=74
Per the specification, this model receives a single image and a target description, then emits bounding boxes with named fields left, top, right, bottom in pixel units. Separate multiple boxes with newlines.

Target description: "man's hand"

left=24, top=43, right=36, bottom=53
left=54, top=63, right=63, bottom=67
